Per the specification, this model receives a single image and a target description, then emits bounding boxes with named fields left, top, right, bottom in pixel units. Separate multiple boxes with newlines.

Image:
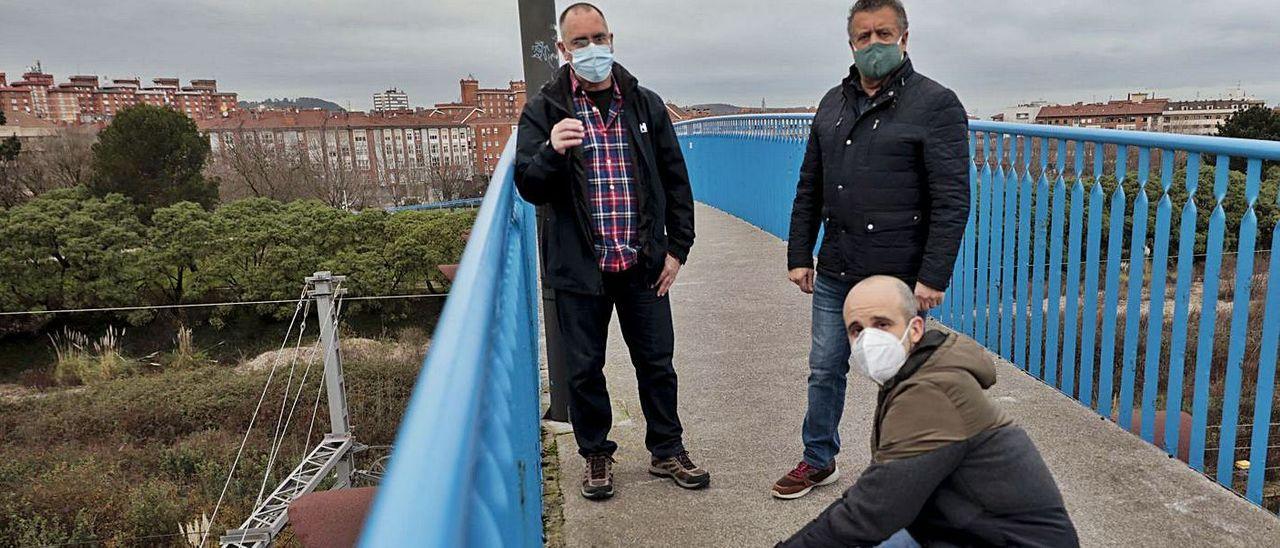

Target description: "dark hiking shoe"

left=649, top=451, right=711, bottom=489
left=771, top=461, right=840, bottom=499
left=581, top=454, right=615, bottom=500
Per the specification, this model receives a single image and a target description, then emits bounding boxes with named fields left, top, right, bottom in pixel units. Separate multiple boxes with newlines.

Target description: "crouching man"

left=781, top=276, right=1079, bottom=547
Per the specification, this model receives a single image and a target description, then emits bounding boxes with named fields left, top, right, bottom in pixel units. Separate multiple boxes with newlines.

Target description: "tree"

left=1217, top=106, right=1280, bottom=171
left=143, top=202, right=214, bottom=305
left=0, top=188, right=146, bottom=319
left=89, top=105, right=217, bottom=218
left=0, top=108, right=21, bottom=163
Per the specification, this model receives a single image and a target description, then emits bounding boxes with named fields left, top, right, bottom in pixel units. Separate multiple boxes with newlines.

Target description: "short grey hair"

left=860, top=275, right=918, bottom=322
left=848, top=0, right=909, bottom=35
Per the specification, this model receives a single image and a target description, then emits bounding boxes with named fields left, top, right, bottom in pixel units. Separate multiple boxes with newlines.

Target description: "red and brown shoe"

left=771, top=461, right=840, bottom=499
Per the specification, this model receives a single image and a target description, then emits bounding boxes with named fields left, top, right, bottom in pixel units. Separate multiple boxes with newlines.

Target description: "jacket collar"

left=842, top=55, right=915, bottom=99
left=880, top=328, right=948, bottom=393
left=540, top=61, right=641, bottom=115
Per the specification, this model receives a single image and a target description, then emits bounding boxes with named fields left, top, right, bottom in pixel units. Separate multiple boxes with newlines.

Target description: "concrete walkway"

left=551, top=204, right=1280, bottom=547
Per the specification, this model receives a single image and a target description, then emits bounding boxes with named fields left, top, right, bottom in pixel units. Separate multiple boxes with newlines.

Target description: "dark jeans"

left=555, top=266, right=685, bottom=459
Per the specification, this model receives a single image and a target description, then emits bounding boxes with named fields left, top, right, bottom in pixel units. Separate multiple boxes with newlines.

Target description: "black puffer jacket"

left=787, top=58, right=969, bottom=290
left=515, top=63, right=695, bottom=295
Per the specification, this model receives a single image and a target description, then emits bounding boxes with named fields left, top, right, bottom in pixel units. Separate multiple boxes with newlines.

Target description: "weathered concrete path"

left=552, top=204, right=1280, bottom=547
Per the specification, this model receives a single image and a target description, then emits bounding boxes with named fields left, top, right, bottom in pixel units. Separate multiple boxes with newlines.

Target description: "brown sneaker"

left=581, top=454, right=615, bottom=500
left=649, top=451, right=711, bottom=489
left=771, top=461, right=840, bottom=499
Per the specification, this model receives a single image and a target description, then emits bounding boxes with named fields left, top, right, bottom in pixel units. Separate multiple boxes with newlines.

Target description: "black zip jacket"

left=787, top=58, right=970, bottom=290
left=514, top=63, right=695, bottom=295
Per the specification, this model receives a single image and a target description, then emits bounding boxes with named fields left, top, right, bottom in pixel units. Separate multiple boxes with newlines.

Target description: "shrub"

left=50, top=326, right=133, bottom=386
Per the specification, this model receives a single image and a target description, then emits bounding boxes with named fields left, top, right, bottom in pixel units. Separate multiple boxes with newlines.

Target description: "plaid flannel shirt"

left=571, top=77, right=640, bottom=273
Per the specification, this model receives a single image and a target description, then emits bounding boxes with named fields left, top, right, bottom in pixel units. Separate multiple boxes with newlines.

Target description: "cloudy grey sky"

left=2, top=0, right=1277, bottom=117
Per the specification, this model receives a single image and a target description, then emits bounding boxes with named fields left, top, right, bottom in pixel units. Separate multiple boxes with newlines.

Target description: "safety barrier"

left=360, top=135, right=543, bottom=546
left=676, top=114, right=1280, bottom=511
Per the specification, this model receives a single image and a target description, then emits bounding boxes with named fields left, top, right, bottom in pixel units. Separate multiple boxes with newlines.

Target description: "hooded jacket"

left=782, top=331, right=1079, bottom=548
left=514, top=62, right=695, bottom=295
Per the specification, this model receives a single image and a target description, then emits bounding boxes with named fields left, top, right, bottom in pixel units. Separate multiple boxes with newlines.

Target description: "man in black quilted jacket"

left=772, top=0, right=971, bottom=504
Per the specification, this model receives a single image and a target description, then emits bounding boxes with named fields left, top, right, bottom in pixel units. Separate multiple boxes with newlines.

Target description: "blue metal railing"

left=361, top=135, right=543, bottom=546
left=384, top=197, right=484, bottom=213
left=676, top=114, right=1280, bottom=511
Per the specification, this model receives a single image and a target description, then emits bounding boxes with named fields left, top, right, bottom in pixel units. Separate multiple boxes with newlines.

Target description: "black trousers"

left=555, top=266, right=685, bottom=459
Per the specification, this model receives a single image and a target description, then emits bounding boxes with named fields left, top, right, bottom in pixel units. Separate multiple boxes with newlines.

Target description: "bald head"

left=843, top=275, right=923, bottom=346
left=559, top=3, right=610, bottom=41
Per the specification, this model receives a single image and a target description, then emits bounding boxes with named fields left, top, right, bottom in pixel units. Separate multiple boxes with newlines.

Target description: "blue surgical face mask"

left=569, top=43, right=614, bottom=84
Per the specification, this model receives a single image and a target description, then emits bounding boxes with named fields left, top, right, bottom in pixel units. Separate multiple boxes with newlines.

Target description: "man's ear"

left=900, top=30, right=910, bottom=51
left=557, top=40, right=569, bottom=61
left=909, top=315, right=925, bottom=344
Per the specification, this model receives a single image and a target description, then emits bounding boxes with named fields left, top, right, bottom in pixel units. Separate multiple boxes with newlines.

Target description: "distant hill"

left=238, top=97, right=346, bottom=112
left=688, top=103, right=744, bottom=116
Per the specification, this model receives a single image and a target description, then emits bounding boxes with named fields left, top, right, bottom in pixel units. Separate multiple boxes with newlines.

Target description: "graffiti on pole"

left=531, top=38, right=559, bottom=70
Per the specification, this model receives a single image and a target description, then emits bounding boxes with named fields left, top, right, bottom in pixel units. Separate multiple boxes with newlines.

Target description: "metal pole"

left=308, top=271, right=353, bottom=487
left=518, top=0, right=571, bottom=422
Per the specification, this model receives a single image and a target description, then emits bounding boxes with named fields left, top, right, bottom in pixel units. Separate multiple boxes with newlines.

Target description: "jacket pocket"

left=846, top=209, right=926, bottom=278
left=859, top=209, right=923, bottom=235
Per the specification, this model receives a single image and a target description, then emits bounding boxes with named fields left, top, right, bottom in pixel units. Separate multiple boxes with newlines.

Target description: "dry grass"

left=49, top=326, right=134, bottom=386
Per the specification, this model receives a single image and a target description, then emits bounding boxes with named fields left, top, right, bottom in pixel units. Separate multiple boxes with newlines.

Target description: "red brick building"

left=435, top=78, right=526, bottom=176
left=0, top=67, right=237, bottom=124
left=198, top=108, right=479, bottom=204
left=1036, top=93, right=1168, bottom=131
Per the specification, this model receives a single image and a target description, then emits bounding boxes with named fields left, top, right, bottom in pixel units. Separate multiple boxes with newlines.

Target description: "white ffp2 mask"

left=850, top=327, right=911, bottom=385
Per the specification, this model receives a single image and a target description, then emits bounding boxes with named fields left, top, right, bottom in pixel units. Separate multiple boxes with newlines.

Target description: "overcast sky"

left=2, top=0, right=1277, bottom=117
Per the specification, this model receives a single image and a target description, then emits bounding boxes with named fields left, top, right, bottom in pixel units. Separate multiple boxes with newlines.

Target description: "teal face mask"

left=853, top=38, right=904, bottom=80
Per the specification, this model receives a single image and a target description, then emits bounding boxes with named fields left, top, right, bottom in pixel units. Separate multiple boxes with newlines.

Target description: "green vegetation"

left=0, top=110, right=20, bottom=163
left=88, top=104, right=218, bottom=217
left=1218, top=105, right=1280, bottom=172
left=0, top=352, right=422, bottom=546
left=0, top=188, right=474, bottom=340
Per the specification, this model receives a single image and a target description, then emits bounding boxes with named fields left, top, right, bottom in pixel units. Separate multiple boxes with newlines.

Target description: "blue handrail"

left=360, top=135, right=543, bottom=546
left=384, top=197, right=484, bottom=213
left=676, top=114, right=1280, bottom=512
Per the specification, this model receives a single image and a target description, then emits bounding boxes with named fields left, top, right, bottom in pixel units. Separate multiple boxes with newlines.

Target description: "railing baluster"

left=987, top=134, right=1006, bottom=347
left=1165, top=152, right=1201, bottom=459
left=976, top=134, right=994, bottom=345
left=1000, top=137, right=1020, bottom=357
left=1079, top=142, right=1106, bottom=408
left=1061, top=141, right=1086, bottom=398
left=1245, top=166, right=1280, bottom=502
left=1119, top=148, right=1152, bottom=431
left=1044, top=140, right=1068, bottom=386
left=1030, top=138, right=1051, bottom=378
left=1014, top=136, right=1034, bottom=369
left=1215, top=158, right=1261, bottom=490
left=1189, top=157, right=1230, bottom=473
left=1097, top=145, right=1129, bottom=419
left=1140, top=150, right=1174, bottom=444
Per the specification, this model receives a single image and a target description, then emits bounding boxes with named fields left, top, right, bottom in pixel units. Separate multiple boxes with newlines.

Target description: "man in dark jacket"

left=774, top=0, right=971, bottom=499
left=513, top=2, right=706, bottom=501
left=781, top=276, right=1078, bottom=547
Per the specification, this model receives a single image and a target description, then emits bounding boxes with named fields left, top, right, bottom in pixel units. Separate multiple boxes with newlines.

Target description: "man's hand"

left=550, top=118, right=585, bottom=155
left=789, top=267, right=815, bottom=294
left=915, top=282, right=945, bottom=311
left=654, top=254, right=682, bottom=297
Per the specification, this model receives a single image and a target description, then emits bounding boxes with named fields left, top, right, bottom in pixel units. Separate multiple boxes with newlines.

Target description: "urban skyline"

left=2, top=1, right=1278, bottom=118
